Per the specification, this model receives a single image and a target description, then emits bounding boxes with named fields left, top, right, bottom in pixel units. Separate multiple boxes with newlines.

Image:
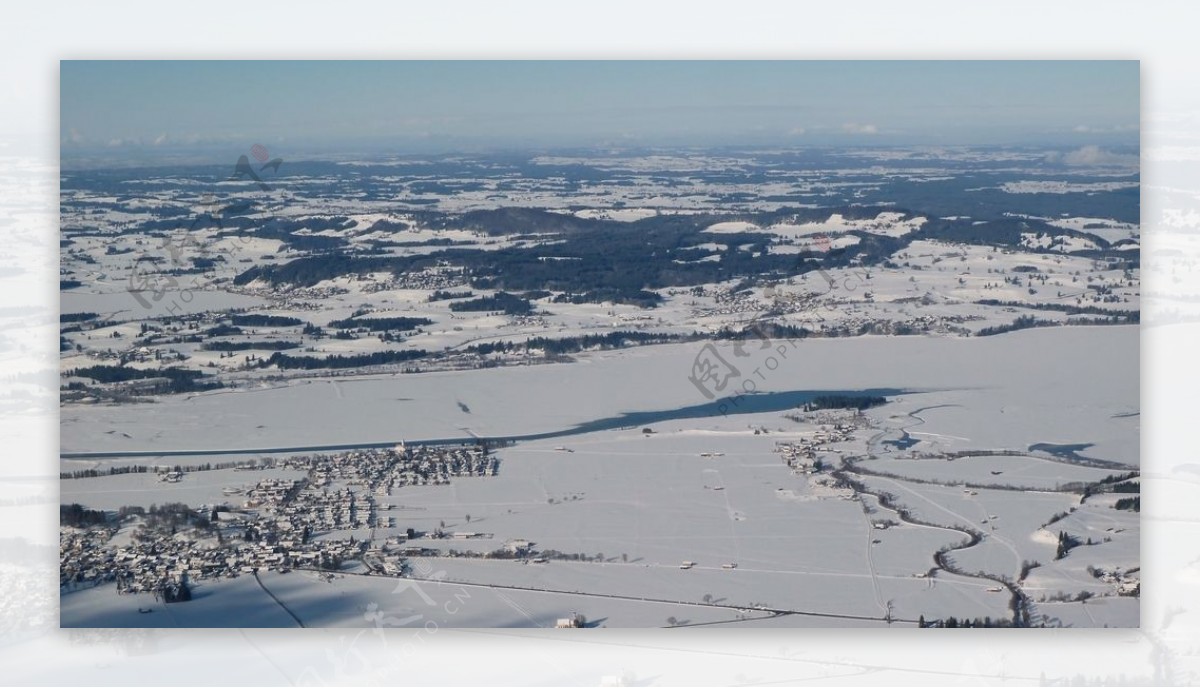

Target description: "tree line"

left=61, top=503, right=109, bottom=528
left=326, top=316, right=433, bottom=331
left=65, top=365, right=222, bottom=394
left=263, top=349, right=429, bottom=370
left=230, top=314, right=306, bottom=327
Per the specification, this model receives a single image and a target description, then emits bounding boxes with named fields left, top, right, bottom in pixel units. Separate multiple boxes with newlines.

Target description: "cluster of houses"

left=59, top=527, right=119, bottom=588
left=281, top=444, right=497, bottom=494
left=277, top=486, right=378, bottom=531
left=61, top=474, right=370, bottom=594
left=689, top=286, right=772, bottom=319
left=1092, top=566, right=1140, bottom=597
left=775, top=442, right=821, bottom=474
left=60, top=521, right=364, bottom=595
left=506, top=313, right=549, bottom=329
left=660, top=279, right=987, bottom=339
left=59, top=444, right=510, bottom=600
left=774, top=418, right=861, bottom=474
left=242, top=478, right=303, bottom=509
left=354, top=265, right=467, bottom=293
left=231, top=281, right=350, bottom=302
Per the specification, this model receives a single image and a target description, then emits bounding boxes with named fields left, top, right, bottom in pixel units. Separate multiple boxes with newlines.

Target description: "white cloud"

left=1047, top=145, right=1139, bottom=168
left=153, top=133, right=168, bottom=146
left=1072, top=124, right=1137, bottom=134
left=842, top=122, right=878, bottom=135
left=788, top=126, right=806, bottom=136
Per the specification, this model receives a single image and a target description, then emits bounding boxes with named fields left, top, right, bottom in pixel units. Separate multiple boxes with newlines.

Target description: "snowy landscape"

left=59, top=144, right=1140, bottom=628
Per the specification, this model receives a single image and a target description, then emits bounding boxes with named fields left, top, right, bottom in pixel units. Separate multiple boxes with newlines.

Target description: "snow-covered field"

left=858, top=453, right=1124, bottom=491
left=61, top=467, right=307, bottom=510
left=858, top=475, right=1079, bottom=579
left=61, top=568, right=828, bottom=629
left=704, top=212, right=926, bottom=241
left=60, top=288, right=265, bottom=318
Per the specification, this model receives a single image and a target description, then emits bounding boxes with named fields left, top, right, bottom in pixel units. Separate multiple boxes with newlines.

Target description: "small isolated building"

left=555, top=611, right=586, bottom=629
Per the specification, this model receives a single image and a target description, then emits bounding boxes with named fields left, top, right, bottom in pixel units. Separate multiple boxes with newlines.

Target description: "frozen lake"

left=60, top=387, right=905, bottom=459
left=61, top=326, right=1139, bottom=468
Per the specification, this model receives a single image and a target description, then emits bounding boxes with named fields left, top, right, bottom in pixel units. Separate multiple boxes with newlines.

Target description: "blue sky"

left=60, top=61, right=1139, bottom=159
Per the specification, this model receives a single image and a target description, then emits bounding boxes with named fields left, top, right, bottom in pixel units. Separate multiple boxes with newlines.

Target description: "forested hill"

left=232, top=206, right=1130, bottom=303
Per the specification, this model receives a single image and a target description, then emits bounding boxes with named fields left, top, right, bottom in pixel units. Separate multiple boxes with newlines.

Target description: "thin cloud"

left=1045, top=145, right=1139, bottom=167
left=842, top=122, right=878, bottom=135
left=1073, top=124, right=1137, bottom=134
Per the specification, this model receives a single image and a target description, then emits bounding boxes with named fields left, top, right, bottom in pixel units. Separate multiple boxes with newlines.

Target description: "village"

left=59, top=443, right=504, bottom=601
left=57, top=410, right=877, bottom=605
left=773, top=415, right=862, bottom=474
left=279, top=444, right=498, bottom=492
